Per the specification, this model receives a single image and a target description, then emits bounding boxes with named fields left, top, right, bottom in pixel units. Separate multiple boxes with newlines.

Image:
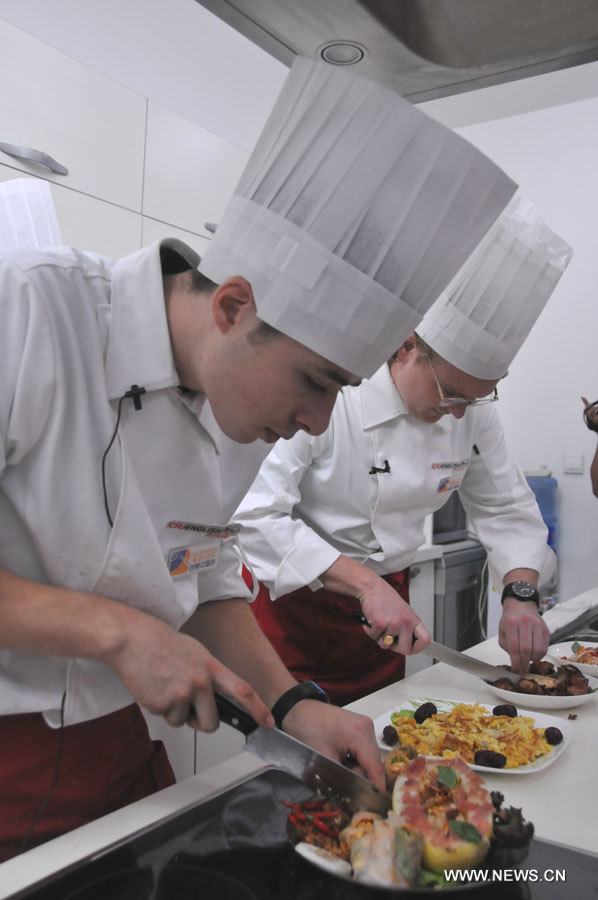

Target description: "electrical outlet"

left=564, top=454, right=584, bottom=474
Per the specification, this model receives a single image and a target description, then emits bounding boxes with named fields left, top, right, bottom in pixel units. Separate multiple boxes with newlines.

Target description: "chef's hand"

left=498, top=597, right=549, bottom=673
left=320, top=556, right=430, bottom=656
left=104, top=606, right=274, bottom=731
left=358, top=577, right=430, bottom=656
left=281, top=700, right=386, bottom=792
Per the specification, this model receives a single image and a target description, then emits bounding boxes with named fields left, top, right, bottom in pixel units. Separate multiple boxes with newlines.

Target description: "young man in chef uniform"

left=0, top=58, right=516, bottom=859
left=234, top=195, right=573, bottom=705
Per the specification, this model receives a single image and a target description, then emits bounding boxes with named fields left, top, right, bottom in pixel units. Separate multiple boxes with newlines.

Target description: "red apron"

left=251, top=569, right=410, bottom=706
left=0, top=703, right=175, bottom=863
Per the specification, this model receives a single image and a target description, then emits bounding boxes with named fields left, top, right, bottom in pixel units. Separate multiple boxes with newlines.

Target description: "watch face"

left=512, top=581, right=536, bottom=599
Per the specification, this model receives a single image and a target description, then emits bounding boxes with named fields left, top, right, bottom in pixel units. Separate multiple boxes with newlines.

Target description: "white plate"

left=546, top=641, right=598, bottom=678
left=485, top=673, right=598, bottom=710
left=374, top=697, right=572, bottom=775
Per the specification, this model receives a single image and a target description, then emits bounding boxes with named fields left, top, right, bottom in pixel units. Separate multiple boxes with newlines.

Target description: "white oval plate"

left=485, top=673, right=598, bottom=710
left=546, top=641, right=598, bottom=678
left=374, top=697, right=572, bottom=775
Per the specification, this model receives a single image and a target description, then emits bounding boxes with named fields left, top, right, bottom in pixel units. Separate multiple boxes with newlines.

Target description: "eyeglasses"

left=425, top=355, right=498, bottom=408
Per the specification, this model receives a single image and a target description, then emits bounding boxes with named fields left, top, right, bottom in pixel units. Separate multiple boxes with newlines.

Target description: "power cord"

left=477, top=557, right=489, bottom=640
left=18, top=690, right=67, bottom=855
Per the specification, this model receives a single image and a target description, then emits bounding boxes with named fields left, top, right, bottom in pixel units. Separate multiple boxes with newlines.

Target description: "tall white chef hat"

left=0, top=177, right=62, bottom=251
left=198, top=56, right=517, bottom=378
left=416, top=194, right=573, bottom=380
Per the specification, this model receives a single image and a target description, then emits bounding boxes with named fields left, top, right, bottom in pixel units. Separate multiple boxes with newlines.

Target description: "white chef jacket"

left=234, top=363, right=554, bottom=599
left=0, top=239, right=269, bottom=725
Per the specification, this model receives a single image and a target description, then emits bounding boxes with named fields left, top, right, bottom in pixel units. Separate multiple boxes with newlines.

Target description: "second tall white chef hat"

left=198, top=56, right=517, bottom=378
left=0, top=177, right=62, bottom=251
left=417, top=194, right=573, bottom=379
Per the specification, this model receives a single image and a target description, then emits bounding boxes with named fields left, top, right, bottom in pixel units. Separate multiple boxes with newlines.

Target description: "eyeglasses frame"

left=424, top=354, right=498, bottom=408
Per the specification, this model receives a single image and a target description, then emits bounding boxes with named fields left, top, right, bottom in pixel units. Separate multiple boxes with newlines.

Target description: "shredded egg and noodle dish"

left=387, top=702, right=553, bottom=769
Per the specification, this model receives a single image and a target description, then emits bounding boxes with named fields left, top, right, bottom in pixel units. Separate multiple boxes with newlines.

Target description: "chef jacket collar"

left=104, top=239, right=199, bottom=401
left=359, top=362, right=452, bottom=432
left=104, top=239, right=226, bottom=454
left=360, top=363, right=407, bottom=429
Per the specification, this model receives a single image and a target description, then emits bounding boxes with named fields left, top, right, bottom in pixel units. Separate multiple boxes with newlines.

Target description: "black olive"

left=382, top=725, right=399, bottom=746
left=492, top=703, right=518, bottom=718
left=413, top=702, right=437, bottom=724
left=474, top=749, right=507, bottom=768
left=544, top=726, right=563, bottom=745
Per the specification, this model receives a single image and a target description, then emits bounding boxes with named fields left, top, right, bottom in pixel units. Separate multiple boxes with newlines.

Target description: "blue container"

left=526, top=475, right=558, bottom=551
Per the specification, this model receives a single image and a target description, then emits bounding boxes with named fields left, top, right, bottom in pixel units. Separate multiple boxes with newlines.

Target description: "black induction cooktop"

left=7, top=770, right=597, bottom=900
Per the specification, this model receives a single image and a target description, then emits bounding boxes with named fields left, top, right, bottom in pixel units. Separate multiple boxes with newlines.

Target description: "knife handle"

left=351, top=611, right=418, bottom=648
left=214, top=691, right=259, bottom=736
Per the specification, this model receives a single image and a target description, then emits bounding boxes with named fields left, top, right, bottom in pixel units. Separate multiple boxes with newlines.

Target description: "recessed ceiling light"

left=318, top=41, right=366, bottom=66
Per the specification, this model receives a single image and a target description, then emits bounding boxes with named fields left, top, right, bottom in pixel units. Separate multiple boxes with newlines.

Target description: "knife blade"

left=350, top=611, right=520, bottom=685
left=214, top=692, right=391, bottom=815
left=421, top=639, right=520, bottom=685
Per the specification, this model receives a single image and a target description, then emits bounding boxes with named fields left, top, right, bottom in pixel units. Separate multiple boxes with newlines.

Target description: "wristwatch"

left=501, top=580, right=540, bottom=609
left=271, top=680, right=330, bottom=729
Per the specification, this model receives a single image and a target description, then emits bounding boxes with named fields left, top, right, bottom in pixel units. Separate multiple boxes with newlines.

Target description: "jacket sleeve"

left=0, top=258, right=55, bottom=474
left=233, top=428, right=341, bottom=599
left=458, top=405, right=555, bottom=589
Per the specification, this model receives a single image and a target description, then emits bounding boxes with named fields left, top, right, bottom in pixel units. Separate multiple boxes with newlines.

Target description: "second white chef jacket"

left=234, top=363, right=555, bottom=597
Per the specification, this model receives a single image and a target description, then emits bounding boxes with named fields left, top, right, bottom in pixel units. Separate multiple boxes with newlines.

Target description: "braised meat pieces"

left=490, top=660, right=590, bottom=696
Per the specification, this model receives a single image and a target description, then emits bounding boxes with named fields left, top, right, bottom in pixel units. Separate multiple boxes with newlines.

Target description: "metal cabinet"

left=405, top=558, right=435, bottom=676
left=434, top=541, right=488, bottom=651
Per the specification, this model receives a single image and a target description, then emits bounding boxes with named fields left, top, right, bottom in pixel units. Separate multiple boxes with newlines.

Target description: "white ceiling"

left=0, top=0, right=597, bottom=148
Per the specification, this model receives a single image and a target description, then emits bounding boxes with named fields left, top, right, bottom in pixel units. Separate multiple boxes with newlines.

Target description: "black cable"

left=101, top=386, right=146, bottom=527
left=18, top=690, right=67, bottom=855
left=101, top=394, right=127, bottom=527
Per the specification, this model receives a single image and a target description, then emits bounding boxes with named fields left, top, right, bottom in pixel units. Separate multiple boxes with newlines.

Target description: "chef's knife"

left=351, top=611, right=520, bottom=685
left=214, top=692, right=391, bottom=815
left=420, top=639, right=521, bottom=685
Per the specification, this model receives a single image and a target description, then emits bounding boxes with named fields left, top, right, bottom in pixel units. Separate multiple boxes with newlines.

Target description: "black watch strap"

left=271, top=681, right=330, bottom=729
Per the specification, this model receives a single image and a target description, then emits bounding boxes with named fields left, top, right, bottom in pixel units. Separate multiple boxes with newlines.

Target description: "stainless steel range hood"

left=195, top=0, right=598, bottom=102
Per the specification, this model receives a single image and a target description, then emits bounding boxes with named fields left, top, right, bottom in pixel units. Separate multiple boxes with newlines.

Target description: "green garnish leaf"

left=392, top=710, right=415, bottom=722
left=436, top=765, right=458, bottom=789
left=571, top=641, right=581, bottom=653
left=418, top=869, right=450, bottom=887
left=449, top=819, right=482, bottom=844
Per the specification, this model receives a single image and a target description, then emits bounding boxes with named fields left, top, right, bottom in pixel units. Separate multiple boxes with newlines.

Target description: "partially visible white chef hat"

left=417, top=194, right=573, bottom=380
left=198, top=56, right=517, bottom=378
left=0, top=177, right=62, bottom=251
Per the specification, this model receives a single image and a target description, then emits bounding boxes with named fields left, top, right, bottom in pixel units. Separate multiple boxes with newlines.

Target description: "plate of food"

left=373, top=698, right=572, bottom=775
left=284, top=757, right=534, bottom=891
left=546, top=641, right=598, bottom=679
left=484, top=657, right=598, bottom=709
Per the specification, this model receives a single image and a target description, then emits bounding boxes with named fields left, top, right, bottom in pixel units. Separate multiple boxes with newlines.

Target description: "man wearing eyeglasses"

left=233, top=196, right=573, bottom=705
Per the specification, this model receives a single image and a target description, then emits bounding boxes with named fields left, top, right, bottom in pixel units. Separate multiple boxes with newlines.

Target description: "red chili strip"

left=310, top=818, right=339, bottom=838
left=311, top=810, right=341, bottom=819
left=301, top=799, right=325, bottom=810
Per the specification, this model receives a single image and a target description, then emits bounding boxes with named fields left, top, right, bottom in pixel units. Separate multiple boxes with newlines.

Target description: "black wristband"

left=271, top=681, right=330, bottom=729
